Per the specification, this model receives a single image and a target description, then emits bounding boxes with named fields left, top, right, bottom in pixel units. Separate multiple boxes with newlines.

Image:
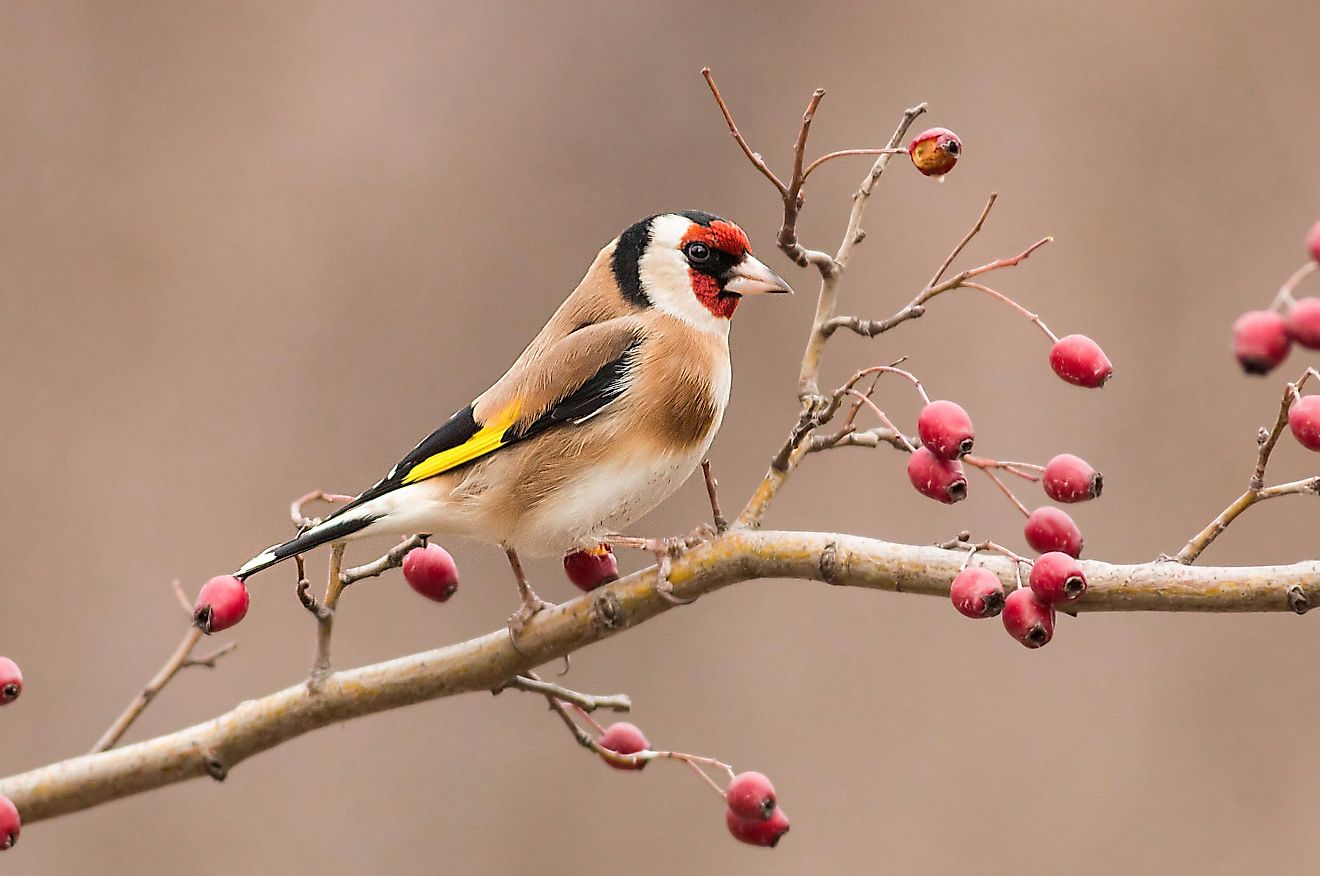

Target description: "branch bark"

left=4, top=528, right=1315, bottom=824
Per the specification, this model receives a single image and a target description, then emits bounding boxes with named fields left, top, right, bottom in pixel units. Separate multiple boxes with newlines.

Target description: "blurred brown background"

left=3, top=1, right=1320, bottom=873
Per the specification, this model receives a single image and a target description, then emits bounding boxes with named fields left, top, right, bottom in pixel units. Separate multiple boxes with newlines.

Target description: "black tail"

left=234, top=513, right=378, bottom=581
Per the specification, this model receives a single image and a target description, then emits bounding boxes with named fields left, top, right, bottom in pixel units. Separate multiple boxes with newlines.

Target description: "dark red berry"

left=1307, top=220, right=1320, bottom=265
left=917, top=400, right=975, bottom=460
left=563, top=544, right=619, bottom=592
left=907, top=447, right=968, bottom=504
left=726, top=806, right=790, bottom=848
left=1288, top=395, right=1320, bottom=451
left=1286, top=298, right=1320, bottom=349
left=0, top=658, right=21, bottom=705
left=1233, top=310, right=1290, bottom=375
left=1030, top=551, right=1088, bottom=604
left=0, top=794, right=17, bottom=851
left=402, top=544, right=459, bottom=602
left=193, top=575, right=249, bottom=634
left=908, top=127, right=961, bottom=177
left=1042, top=453, right=1102, bottom=503
left=1024, top=507, right=1083, bottom=558
left=949, top=567, right=1006, bottom=619
left=726, top=771, right=777, bottom=821
left=1049, top=334, right=1113, bottom=387
left=1002, top=589, right=1056, bottom=648
left=598, top=722, right=649, bottom=771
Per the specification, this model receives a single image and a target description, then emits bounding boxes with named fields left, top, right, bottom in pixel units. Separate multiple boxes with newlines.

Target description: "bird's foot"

left=609, top=525, right=719, bottom=606
left=506, top=586, right=554, bottom=654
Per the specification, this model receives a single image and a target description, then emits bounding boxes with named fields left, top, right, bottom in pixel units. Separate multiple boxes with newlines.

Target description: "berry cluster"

left=834, top=273, right=1108, bottom=649
left=0, top=655, right=23, bottom=850
left=587, top=717, right=788, bottom=847
left=1232, top=221, right=1320, bottom=376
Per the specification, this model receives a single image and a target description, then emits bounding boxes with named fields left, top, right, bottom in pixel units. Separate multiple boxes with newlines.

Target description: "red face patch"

left=681, top=220, right=752, bottom=319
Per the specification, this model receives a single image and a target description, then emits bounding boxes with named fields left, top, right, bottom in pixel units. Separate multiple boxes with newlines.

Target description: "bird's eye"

left=685, top=242, right=711, bottom=264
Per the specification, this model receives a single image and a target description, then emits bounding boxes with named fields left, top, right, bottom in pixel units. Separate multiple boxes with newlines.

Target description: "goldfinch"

left=235, top=211, right=791, bottom=633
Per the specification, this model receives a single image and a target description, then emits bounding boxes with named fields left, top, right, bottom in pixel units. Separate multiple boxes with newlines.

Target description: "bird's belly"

left=510, top=445, right=709, bottom=556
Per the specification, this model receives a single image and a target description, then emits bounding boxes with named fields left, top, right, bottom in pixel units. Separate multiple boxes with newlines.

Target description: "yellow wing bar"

left=401, top=403, right=521, bottom=485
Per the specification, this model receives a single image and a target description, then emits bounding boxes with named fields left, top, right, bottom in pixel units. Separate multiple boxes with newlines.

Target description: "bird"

left=234, top=210, right=792, bottom=637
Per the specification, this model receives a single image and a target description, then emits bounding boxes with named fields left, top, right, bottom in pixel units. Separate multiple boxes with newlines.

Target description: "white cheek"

left=641, top=215, right=730, bottom=336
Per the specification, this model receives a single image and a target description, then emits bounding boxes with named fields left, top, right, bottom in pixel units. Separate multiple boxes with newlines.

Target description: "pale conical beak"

left=723, top=255, right=794, bottom=296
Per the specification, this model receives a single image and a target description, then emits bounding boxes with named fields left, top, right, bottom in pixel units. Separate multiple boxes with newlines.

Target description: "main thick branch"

left=3, top=529, right=1314, bottom=824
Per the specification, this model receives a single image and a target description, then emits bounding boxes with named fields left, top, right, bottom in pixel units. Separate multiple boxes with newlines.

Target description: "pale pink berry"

left=402, top=544, right=459, bottom=602
left=907, top=447, right=968, bottom=504
left=726, top=806, right=790, bottom=848
left=949, top=567, right=1005, bottom=619
left=598, top=722, right=649, bottom=771
left=0, top=658, right=20, bottom=705
left=1024, top=507, right=1083, bottom=558
left=193, top=575, right=249, bottom=634
left=1233, top=310, right=1290, bottom=375
left=917, top=400, right=974, bottom=460
left=1286, top=298, right=1320, bottom=349
left=1042, top=453, right=1103, bottom=503
left=1002, top=588, right=1055, bottom=648
left=1306, top=220, right=1320, bottom=265
left=0, top=794, right=17, bottom=850
left=1030, top=552, right=1088, bottom=604
left=1049, top=334, right=1113, bottom=387
left=726, top=771, right=777, bottom=821
left=1288, top=396, right=1320, bottom=451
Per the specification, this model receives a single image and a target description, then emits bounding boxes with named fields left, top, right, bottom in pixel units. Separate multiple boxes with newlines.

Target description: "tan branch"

left=8, top=529, right=1317, bottom=825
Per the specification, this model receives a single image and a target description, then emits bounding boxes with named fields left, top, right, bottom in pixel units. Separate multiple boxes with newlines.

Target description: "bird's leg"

left=505, top=547, right=553, bottom=648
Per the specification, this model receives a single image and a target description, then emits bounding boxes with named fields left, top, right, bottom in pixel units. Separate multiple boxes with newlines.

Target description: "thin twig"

left=700, top=68, right=787, bottom=195
left=497, top=674, right=631, bottom=713
left=930, top=192, right=997, bottom=287
left=701, top=460, right=728, bottom=533
left=1174, top=369, right=1320, bottom=563
left=90, top=623, right=236, bottom=754
left=290, top=490, right=354, bottom=529
left=341, top=534, right=427, bottom=586
left=308, top=543, right=346, bottom=689
left=823, top=232, right=1052, bottom=339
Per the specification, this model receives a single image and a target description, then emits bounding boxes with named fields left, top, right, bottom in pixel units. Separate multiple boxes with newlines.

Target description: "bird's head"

left=611, top=211, right=793, bottom=331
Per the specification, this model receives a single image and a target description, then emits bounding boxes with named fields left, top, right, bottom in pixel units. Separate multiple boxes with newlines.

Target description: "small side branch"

left=496, top=673, right=632, bottom=714
left=307, top=543, right=347, bottom=689
left=1175, top=370, right=1320, bottom=563
left=90, top=623, right=237, bottom=754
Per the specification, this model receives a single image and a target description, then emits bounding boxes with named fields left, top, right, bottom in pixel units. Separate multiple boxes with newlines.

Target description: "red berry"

left=726, top=771, right=777, bottom=821
left=0, top=794, right=17, bottom=851
left=917, top=400, right=974, bottom=460
left=1049, top=334, right=1113, bottom=388
left=949, top=567, right=1006, bottom=619
left=0, top=658, right=21, bottom=705
left=1030, top=551, right=1087, bottom=604
left=906, top=447, right=968, bottom=504
left=1307, top=220, right=1320, bottom=265
left=402, top=544, right=459, bottom=602
left=1287, top=298, right=1320, bottom=349
left=1233, top=310, right=1290, bottom=375
left=598, top=722, right=649, bottom=771
left=1002, top=588, right=1056, bottom=648
left=193, top=575, right=249, bottom=634
left=1288, top=395, right=1320, bottom=451
left=563, top=544, right=619, bottom=592
left=726, top=806, right=790, bottom=848
left=1024, top=507, right=1083, bottom=558
left=1042, top=453, right=1102, bottom=503
left=908, top=127, right=961, bottom=177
